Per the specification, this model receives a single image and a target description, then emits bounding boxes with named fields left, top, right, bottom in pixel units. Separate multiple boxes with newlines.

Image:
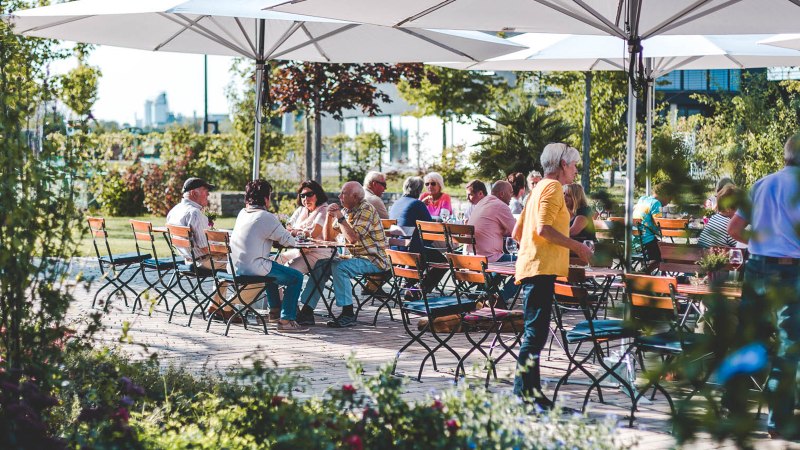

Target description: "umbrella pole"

left=645, top=58, right=653, bottom=196
left=624, top=83, right=637, bottom=272
left=252, top=19, right=266, bottom=181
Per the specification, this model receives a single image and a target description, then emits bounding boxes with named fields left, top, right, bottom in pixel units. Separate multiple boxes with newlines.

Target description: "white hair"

left=541, top=143, right=580, bottom=176
left=423, top=172, right=445, bottom=189
left=527, top=170, right=542, bottom=180
left=363, top=171, right=385, bottom=187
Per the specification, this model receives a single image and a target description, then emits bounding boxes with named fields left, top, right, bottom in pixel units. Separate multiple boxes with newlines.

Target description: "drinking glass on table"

left=505, top=237, right=518, bottom=255
left=439, top=208, right=451, bottom=223
left=336, top=233, right=348, bottom=256
left=728, top=248, right=744, bottom=282
left=583, top=240, right=595, bottom=268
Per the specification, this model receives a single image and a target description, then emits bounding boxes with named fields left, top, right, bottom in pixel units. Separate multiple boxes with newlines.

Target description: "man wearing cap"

left=167, top=177, right=218, bottom=268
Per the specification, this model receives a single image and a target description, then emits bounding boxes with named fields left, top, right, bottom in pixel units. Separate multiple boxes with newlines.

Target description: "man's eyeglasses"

left=374, top=180, right=387, bottom=188
left=425, top=182, right=437, bottom=186
left=299, top=191, right=315, bottom=199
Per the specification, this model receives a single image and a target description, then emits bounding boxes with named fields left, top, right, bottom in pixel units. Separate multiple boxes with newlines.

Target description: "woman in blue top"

left=633, top=182, right=673, bottom=271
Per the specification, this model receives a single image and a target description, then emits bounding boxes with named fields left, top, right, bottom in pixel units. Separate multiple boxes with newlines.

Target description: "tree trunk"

left=304, top=114, right=312, bottom=181
left=609, top=166, right=615, bottom=188
left=582, top=72, right=592, bottom=194
left=442, top=118, right=447, bottom=152
left=313, top=110, right=322, bottom=184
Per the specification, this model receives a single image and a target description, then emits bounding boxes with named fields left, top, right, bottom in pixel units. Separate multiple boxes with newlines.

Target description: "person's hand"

left=574, top=242, right=593, bottom=265
left=328, top=203, right=341, bottom=218
left=422, top=196, right=432, bottom=205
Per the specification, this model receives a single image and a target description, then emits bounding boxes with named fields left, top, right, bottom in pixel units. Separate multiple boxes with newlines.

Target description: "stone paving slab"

left=65, top=258, right=795, bottom=449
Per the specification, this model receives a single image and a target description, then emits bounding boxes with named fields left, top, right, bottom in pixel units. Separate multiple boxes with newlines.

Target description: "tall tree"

left=57, top=44, right=101, bottom=126
left=543, top=71, right=628, bottom=187
left=269, top=62, right=425, bottom=183
left=398, top=66, right=507, bottom=150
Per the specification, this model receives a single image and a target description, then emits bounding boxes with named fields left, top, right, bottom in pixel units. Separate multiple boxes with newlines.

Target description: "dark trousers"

left=421, top=248, right=447, bottom=293
left=513, top=275, right=556, bottom=398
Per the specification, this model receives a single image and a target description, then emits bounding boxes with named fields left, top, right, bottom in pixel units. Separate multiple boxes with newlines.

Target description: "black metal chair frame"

left=165, top=224, right=218, bottom=326
left=87, top=216, right=149, bottom=309
left=129, top=220, right=179, bottom=313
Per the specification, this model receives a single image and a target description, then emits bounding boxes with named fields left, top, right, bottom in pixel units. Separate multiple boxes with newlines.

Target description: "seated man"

left=297, top=181, right=389, bottom=328
left=166, top=177, right=230, bottom=318
left=363, top=171, right=389, bottom=219
left=464, top=179, right=487, bottom=221
left=468, top=180, right=518, bottom=303
left=228, top=179, right=308, bottom=333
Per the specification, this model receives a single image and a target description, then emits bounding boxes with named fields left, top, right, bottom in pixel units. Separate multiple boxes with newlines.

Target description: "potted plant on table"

left=697, top=248, right=730, bottom=284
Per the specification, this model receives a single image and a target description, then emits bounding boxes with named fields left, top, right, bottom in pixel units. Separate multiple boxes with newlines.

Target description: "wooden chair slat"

left=451, top=271, right=486, bottom=284
left=630, top=293, right=674, bottom=310
left=129, top=220, right=152, bottom=232
left=387, top=249, right=421, bottom=268
left=393, top=267, right=421, bottom=280
left=625, top=274, right=676, bottom=295
left=166, top=224, right=191, bottom=238
left=381, top=219, right=397, bottom=229
left=133, top=231, right=153, bottom=242
left=446, top=253, right=487, bottom=271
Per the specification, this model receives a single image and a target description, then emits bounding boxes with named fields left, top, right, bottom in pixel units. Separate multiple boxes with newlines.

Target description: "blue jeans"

left=265, top=263, right=304, bottom=321
left=495, top=254, right=519, bottom=304
left=735, top=257, right=800, bottom=435
left=300, top=257, right=381, bottom=309
left=513, top=275, right=556, bottom=398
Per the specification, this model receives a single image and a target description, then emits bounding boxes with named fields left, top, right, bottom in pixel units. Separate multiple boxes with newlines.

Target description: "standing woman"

left=419, top=172, right=452, bottom=217
left=563, top=183, right=596, bottom=242
left=512, top=143, right=592, bottom=408
left=278, top=180, right=333, bottom=274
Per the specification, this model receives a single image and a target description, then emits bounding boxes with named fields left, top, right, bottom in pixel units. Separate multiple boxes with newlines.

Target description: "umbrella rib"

left=154, top=13, right=205, bottom=51
left=642, top=0, right=729, bottom=39
left=722, top=54, right=745, bottom=69
left=396, top=0, right=455, bottom=27
left=564, top=0, right=626, bottom=38
left=207, top=16, right=253, bottom=55
left=234, top=17, right=258, bottom=57
left=401, top=28, right=475, bottom=61
left=16, top=14, right=91, bottom=34
left=299, top=23, right=331, bottom=62
left=263, top=21, right=304, bottom=59
left=270, top=23, right=358, bottom=59
left=165, top=13, right=253, bottom=57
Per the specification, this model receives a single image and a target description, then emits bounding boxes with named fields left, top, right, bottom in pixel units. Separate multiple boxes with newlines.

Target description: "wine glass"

left=505, top=237, right=518, bottom=255
left=336, top=233, right=348, bottom=256
left=439, top=209, right=451, bottom=223
left=583, top=240, right=595, bottom=268
left=728, top=248, right=744, bottom=282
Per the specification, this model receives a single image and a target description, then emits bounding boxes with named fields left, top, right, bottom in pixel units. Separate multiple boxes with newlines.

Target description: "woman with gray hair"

left=512, top=143, right=592, bottom=408
left=389, top=176, right=447, bottom=294
left=419, top=171, right=452, bottom=217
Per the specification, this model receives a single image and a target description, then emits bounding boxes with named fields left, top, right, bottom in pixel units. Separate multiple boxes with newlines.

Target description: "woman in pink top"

left=277, top=180, right=333, bottom=274
left=419, top=171, right=452, bottom=217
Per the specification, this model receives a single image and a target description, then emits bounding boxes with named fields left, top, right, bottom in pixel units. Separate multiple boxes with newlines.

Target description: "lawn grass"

left=76, top=215, right=237, bottom=258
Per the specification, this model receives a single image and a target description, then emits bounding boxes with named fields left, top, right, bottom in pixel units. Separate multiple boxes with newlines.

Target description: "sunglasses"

left=299, top=191, right=315, bottom=199
left=374, top=180, right=387, bottom=188
left=425, top=182, right=437, bottom=186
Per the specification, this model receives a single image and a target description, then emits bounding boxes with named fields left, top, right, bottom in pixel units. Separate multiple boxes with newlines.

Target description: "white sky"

left=49, top=45, right=241, bottom=125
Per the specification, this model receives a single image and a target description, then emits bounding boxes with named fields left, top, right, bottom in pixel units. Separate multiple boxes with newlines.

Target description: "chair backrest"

left=655, top=218, right=688, bottom=231
left=556, top=266, right=586, bottom=284
left=624, top=273, right=680, bottom=323
left=166, top=224, right=196, bottom=265
left=386, top=249, right=424, bottom=282
left=87, top=216, right=113, bottom=262
left=444, top=223, right=476, bottom=255
left=416, top=220, right=450, bottom=250
left=130, top=220, right=158, bottom=259
left=205, top=230, right=232, bottom=274
left=381, top=218, right=397, bottom=230
left=552, top=280, right=594, bottom=331
left=657, top=242, right=703, bottom=274
left=446, top=253, right=493, bottom=310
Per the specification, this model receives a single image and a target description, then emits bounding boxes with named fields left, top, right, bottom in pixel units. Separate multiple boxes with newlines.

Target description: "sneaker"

left=277, top=320, right=310, bottom=333
left=296, top=308, right=316, bottom=326
left=327, top=314, right=357, bottom=328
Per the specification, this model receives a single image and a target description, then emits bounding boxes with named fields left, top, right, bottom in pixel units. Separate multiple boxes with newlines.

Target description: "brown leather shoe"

left=210, top=307, right=243, bottom=324
left=269, top=309, right=281, bottom=322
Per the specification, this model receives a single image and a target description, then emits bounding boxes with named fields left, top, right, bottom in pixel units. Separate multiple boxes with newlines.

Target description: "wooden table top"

left=485, top=261, right=623, bottom=278
left=676, top=283, right=742, bottom=298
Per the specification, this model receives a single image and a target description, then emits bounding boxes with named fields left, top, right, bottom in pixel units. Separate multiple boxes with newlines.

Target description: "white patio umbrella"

left=268, top=0, right=800, bottom=268
left=760, top=34, right=800, bottom=51
left=3, top=0, right=521, bottom=180
left=438, top=33, right=800, bottom=195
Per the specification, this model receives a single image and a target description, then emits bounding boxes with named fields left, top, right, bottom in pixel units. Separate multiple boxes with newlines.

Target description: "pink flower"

left=345, top=434, right=363, bottom=450
left=432, top=400, right=444, bottom=411
left=271, top=395, right=285, bottom=407
left=342, top=384, right=357, bottom=395
left=446, top=419, right=459, bottom=433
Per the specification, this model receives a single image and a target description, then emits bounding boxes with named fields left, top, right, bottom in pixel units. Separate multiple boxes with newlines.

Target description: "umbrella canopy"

left=438, top=34, right=800, bottom=76
left=4, top=0, right=522, bottom=179
left=760, top=34, right=800, bottom=51
left=267, top=0, right=800, bottom=37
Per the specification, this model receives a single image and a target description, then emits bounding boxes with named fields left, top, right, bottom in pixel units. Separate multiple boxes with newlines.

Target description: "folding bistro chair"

left=381, top=218, right=397, bottom=230
left=551, top=277, right=638, bottom=415
left=625, top=274, right=712, bottom=425
left=387, top=249, right=477, bottom=381
left=129, top=220, right=178, bottom=313
left=657, top=242, right=703, bottom=276
left=449, top=253, right=524, bottom=387
left=416, top=220, right=452, bottom=296
left=165, top=224, right=219, bottom=326
left=655, top=217, right=690, bottom=244
left=86, top=217, right=149, bottom=309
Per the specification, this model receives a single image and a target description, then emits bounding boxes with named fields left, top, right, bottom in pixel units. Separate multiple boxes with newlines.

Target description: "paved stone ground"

left=64, top=258, right=797, bottom=449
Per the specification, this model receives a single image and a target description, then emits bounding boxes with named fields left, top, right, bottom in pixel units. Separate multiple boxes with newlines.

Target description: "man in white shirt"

left=166, top=177, right=216, bottom=268
left=363, top=171, right=389, bottom=219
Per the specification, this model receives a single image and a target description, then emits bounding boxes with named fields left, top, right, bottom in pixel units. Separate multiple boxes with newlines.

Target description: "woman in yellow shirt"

left=512, top=143, right=593, bottom=408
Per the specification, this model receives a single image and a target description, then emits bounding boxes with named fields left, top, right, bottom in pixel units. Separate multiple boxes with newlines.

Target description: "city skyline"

left=50, top=45, right=239, bottom=125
